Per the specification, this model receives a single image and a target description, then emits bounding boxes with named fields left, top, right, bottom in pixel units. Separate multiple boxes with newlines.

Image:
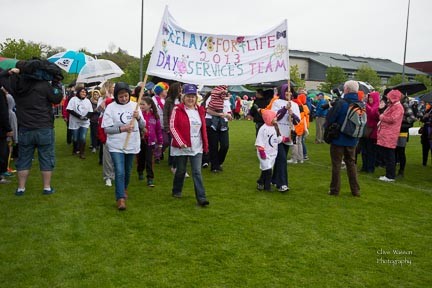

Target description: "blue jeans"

left=72, top=127, right=88, bottom=143
left=16, top=128, right=55, bottom=171
left=172, top=153, right=207, bottom=202
left=302, top=135, right=307, bottom=158
left=110, top=152, right=135, bottom=200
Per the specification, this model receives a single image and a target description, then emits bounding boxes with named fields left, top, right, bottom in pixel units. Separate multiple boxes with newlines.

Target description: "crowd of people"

left=1, top=65, right=431, bottom=208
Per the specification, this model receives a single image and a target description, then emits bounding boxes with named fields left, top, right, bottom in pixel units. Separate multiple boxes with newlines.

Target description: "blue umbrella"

left=48, top=50, right=95, bottom=74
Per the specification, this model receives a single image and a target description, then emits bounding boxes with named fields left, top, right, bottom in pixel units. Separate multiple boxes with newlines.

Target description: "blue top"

left=315, top=99, right=329, bottom=117
left=326, top=93, right=359, bottom=147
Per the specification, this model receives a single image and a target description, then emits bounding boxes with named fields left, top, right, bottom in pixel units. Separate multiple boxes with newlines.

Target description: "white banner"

left=147, top=6, right=289, bottom=85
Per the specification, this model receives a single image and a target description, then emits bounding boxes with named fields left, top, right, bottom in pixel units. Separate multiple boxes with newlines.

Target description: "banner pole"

left=287, top=79, right=291, bottom=101
left=123, top=74, right=149, bottom=149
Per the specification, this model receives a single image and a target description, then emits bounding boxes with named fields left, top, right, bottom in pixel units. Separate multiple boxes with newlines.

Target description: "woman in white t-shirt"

left=66, top=87, right=93, bottom=159
left=169, top=84, right=209, bottom=207
left=102, top=82, right=145, bottom=210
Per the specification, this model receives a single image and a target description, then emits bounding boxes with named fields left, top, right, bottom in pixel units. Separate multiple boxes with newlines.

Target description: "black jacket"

left=9, top=74, right=63, bottom=129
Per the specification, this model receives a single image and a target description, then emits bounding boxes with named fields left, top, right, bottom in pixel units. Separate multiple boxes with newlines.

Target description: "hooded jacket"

left=294, top=94, right=310, bottom=136
left=170, top=103, right=208, bottom=153
left=9, top=74, right=62, bottom=129
left=366, top=92, right=380, bottom=139
left=377, top=90, right=404, bottom=149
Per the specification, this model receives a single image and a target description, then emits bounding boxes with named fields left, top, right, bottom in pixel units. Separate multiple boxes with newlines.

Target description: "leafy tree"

left=355, top=65, right=381, bottom=91
left=388, top=74, right=403, bottom=87
left=290, top=64, right=305, bottom=88
left=0, top=38, right=42, bottom=60
left=318, top=66, right=347, bottom=92
left=117, top=50, right=152, bottom=85
left=414, top=74, right=432, bottom=93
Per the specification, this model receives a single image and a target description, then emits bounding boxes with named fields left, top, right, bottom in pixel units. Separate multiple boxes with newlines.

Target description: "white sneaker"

left=105, top=178, right=112, bottom=186
left=379, top=176, right=395, bottom=182
left=298, top=160, right=304, bottom=164
left=92, top=148, right=97, bottom=153
left=185, top=172, right=190, bottom=178
left=287, top=159, right=297, bottom=164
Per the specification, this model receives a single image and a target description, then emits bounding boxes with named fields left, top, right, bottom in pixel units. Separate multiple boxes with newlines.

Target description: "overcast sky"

left=2, top=0, right=431, bottom=64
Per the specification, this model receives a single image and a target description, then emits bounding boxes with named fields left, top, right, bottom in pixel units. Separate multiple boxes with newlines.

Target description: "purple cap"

left=182, top=84, right=197, bottom=95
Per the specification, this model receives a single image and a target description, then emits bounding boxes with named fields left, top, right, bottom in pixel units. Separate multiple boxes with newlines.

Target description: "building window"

left=301, top=73, right=306, bottom=80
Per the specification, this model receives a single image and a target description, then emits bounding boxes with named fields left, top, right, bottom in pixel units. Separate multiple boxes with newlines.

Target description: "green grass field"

left=0, top=119, right=431, bottom=287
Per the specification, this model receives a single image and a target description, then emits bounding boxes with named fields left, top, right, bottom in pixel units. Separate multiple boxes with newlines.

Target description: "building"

left=289, top=50, right=427, bottom=90
left=406, top=61, right=432, bottom=76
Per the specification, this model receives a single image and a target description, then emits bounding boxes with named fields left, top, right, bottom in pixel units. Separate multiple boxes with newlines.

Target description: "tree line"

left=1, top=38, right=430, bottom=94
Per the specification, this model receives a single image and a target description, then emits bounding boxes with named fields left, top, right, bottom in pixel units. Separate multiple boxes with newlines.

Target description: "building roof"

left=406, top=61, right=432, bottom=74
left=289, top=50, right=426, bottom=76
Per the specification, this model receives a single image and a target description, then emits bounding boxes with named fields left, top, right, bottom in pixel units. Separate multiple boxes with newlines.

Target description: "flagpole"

left=139, top=0, right=144, bottom=81
left=402, top=0, right=410, bottom=82
left=123, top=74, right=148, bottom=149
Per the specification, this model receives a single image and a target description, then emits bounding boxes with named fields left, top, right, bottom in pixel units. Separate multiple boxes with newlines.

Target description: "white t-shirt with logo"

left=270, top=99, right=300, bottom=139
left=66, top=97, right=93, bottom=129
left=170, top=107, right=203, bottom=156
left=101, top=101, right=143, bottom=154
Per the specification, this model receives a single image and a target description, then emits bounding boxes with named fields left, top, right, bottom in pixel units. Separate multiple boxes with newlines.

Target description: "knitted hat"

left=153, top=82, right=169, bottom=95
left=261, top=109, right=276, bottom=126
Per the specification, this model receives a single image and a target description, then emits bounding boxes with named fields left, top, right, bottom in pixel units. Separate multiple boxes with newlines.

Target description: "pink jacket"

left=142, top=110, right=163, bottom=146
left=377, top=90, right=404, bottom=149
left=366, top=92, right=380, bottom=139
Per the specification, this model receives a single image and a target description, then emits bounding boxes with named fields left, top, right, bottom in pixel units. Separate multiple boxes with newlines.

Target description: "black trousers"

left=207, top=126, right=229, bottom=171
left=136, top=141, right=155, bottom=180
left=380, top=146, right=396, bottom=179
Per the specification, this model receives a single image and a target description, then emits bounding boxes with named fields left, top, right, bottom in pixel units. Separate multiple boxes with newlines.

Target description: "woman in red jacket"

left=170, top=84, right=209, bottom=207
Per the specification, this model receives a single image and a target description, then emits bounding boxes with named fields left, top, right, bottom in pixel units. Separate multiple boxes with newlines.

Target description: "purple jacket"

left=377, top=91, right=404, bottom=149
left=142, top=111, right=163, bottom=146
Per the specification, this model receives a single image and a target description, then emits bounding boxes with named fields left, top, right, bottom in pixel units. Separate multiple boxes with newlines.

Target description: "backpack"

left=340, top=100, right=367, bottom=138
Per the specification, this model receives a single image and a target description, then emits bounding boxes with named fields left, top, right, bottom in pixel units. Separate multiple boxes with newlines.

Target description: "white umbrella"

left=77, top=59, right=124, bottom=83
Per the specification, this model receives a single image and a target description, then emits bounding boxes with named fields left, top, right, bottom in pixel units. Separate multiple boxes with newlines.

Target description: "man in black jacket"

left=6, top=65, right=63, bottom=195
